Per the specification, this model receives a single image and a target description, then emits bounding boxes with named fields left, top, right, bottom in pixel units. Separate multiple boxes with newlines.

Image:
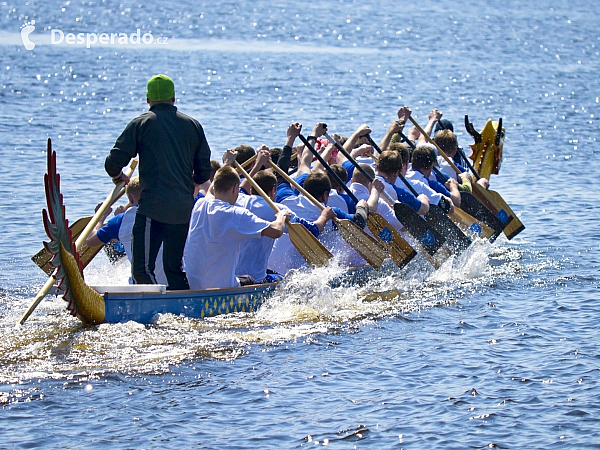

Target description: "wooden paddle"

left=326, top=133, right=452, bottom=268
left=267, top=158, right=387, bottom=269
left=428, top=166, right=497, bottom=240
left=411, top=116, right=524, bottom=240
left=302, top=134, right=416, bottom=269
left=365, top=135, right=473, bottom=255
left=233, top=160, right=333, bottom=267
left=398, top=128, right=506, bottom=239
left=19, top=155, right=138, bottom=325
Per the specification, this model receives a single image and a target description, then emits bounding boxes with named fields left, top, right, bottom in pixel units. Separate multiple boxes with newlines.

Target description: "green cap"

left=146, top=74, right=175, bottom=101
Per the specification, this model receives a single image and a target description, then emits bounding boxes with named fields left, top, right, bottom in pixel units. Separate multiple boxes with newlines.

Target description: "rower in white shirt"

left=183, top=164, right=289, bottom=291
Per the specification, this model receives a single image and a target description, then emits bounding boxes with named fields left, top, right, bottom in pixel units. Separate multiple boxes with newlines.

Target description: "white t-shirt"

left=119, top=206, right=167, bottom=285
left=235, top=193, right=281, bottom=282
left=404, top=169, right=443, bottom=206
left=350, top=182, right=404, bottom=230
left=268, top=194, right=344, bottom=275
left=183, top=198, right=270, bottom=290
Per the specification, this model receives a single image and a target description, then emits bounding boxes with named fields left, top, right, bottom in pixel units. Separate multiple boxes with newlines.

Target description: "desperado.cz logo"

left=20, top=21, right=168, bottom=50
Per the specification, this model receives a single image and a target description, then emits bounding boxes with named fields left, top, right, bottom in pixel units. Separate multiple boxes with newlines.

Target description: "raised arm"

left=379, top=106, right=411, bottom=152
left=417, top=109, right=442, bottom=145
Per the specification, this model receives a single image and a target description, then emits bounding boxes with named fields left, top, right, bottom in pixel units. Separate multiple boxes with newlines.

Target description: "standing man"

left=105, top=74, right=211, bottom=290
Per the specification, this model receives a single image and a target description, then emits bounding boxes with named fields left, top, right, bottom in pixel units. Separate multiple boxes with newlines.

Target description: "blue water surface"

left=1, top=0, right=599, bottom=448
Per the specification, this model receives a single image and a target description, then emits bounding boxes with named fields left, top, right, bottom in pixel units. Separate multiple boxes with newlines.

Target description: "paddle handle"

left=233, top=161, right=280, bottom=214
left=267, top=160, right=326, bottom=213
left=408, top=116, right=462, bottom=176
left=298, top=134, right=360, bottom=206
left=75, top=159, right=138, bottom=250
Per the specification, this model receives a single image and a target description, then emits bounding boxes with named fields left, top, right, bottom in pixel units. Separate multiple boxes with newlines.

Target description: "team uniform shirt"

left=404, top=169, right=444, bottom=206
left=184, top=198, right=270, bottom=290
left=434, top=156, right=468, bottom=182
left=269, top=191, right=362, bottom=274
left=95, top=206, right=167, bottom=285
left=375, top=175, right=423, bottom=213
left=233, top=193, right=318, bottom=283
left=350, top=182, right=404, bottom=231
left=327, top=190, right=350, bottom=213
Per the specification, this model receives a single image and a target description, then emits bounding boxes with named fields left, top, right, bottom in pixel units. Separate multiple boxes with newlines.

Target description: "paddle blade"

left=367, top=213, right=416, bottom=269
left=486, top=189, right=525, bottom=240
left=392, top=202, right=445, bottom=256
left=424, top=205, right=472, bottom=254
left=459, top=191, right=505, bottom=240
left=336, top=219, right=387, bottom=269
left=287, top=221, right=333, bottom=267
left=449, top=208, right=496, bottom=241
left=31, top=216, right=105, bottom=275
left=471, top=184, right=524, bottom=240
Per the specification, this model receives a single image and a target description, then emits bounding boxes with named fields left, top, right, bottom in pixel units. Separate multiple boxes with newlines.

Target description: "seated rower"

left=407, top=145, right=460, bottom=212
left=269, top=171, right=369, bottom=275
left=85, top=176, right=167, bottom=285
left=349, top=163, right=404, bottom=232
left=183, top=165, right=290, bottom=291
left=235, top=149, right=333, bottom=283
left=374, top=149, right=430, bottom=216
left=433, top=129, right=490, bottom=189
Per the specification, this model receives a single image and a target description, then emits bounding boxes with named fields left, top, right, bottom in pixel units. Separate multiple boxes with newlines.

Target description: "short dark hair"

left=351, top=163, right=375, bottom=186
left=326, top=164, right=348, bottom=190
left=270, top=147, right=282, bottom=164
left=303, top=172, right=331, bottom=200
left=234, top=145, right=256, bottom=165
left=388, top=142, right=410, bottom=165
left=434, top=130, right=458, bottom=155
left=411, top=146, right=437, bottom=170
left=376, top=150, right=403, bottom=174
left=251, top=170, right=277, bottom=195
left=209, top=160, right=221, bottom=180
left=213, top=166, right=240, bottom=193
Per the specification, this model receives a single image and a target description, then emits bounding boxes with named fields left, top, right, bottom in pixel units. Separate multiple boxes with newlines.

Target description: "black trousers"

left=131, top=212, right=190, bottom=290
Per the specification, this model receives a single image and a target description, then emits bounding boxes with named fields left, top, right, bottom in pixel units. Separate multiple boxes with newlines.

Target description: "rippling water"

left=1, top=0, right=599, bottom=448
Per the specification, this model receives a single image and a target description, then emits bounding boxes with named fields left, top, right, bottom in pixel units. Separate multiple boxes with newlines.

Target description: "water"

left=1, top=0, right=599, bottom=447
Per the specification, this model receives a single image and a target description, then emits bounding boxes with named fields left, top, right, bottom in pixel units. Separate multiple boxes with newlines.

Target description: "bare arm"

left=416, top=194, right=430, bottom=216
left=445, top=177, right=462, bottom=208
left=240, top=148, right=270, bottom=193
left=417, top=109, right=442, bottom=144
left=379, top=106, right=411, bottom=151
left=261, top=210, right=291, bottom=239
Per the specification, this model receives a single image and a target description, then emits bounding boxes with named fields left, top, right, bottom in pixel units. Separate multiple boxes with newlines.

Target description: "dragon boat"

left=34, top=141, right=377, bottom=325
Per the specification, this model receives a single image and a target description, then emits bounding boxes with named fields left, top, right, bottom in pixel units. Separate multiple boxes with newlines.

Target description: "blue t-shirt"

left=96, top=213, right=125, bottom=243
left=391, top=184, right=422, bottom=213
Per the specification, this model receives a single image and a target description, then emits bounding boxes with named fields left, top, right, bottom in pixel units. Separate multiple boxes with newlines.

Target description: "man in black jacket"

left=105, top=74, right=211, bottom=290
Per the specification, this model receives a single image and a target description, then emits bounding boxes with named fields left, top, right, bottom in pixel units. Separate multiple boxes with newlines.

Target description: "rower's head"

left=388, top=142, right=411, bottom=175
left=326, top=164, right=348, bottom=193
left=304, top=172, right=331, bottom=204
left=146, top=74, right=175, bottom=106
left=251, top=170, right=277, bottom=200
left=434, top=129, right=459, bottom=157
left=350, top=164, right=375, bottom=188
left=411, top=145, right=438, bottom=175
left=234, top=145, right=256, bottom=166
left=377, top=150, right=403, bottom=178
left=435, top=119, right=454, bottom=133
left=213, top=166, right=241, bottom=204
left=209, top=160, right=221, bottom=182
left=125, top=176, right=141, bottom=206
